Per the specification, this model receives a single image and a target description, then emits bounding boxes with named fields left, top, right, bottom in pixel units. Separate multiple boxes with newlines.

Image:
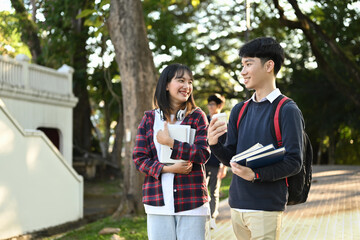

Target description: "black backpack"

left=236, top=95, right=313, bottom=205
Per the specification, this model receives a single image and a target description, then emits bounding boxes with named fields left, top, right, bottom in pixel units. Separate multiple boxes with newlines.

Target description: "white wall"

left=0, top=97, right=74, bottom=165
left=0, top=100, right=83, bottom=239
left=0, top=55, right=78, bottom=165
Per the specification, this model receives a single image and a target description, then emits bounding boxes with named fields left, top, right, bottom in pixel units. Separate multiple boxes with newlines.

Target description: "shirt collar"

left=251, top=88, right=281, bottom=103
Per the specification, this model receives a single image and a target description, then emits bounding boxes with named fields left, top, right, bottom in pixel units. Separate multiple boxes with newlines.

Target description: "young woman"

left=133, top=63, right=211, bottom=240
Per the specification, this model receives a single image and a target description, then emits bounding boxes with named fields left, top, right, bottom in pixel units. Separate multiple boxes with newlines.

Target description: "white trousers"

left=147, top=214, right=210, bottom=240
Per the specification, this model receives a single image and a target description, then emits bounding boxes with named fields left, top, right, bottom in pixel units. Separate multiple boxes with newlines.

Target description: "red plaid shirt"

left=133, top=108, right=210, bottom=213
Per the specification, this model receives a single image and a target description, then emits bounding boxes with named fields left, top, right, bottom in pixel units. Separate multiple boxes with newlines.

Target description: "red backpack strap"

left=237, top=99, right=251, bottom=130
left=270, top=95, right=292, bottom=187
left=273, top=96, right=290, bottom=147
left=272, top=95, right=290, bottom=186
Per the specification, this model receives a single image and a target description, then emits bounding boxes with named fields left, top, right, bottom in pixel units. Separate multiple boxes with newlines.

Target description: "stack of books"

left=230, top=143, right=285, bottom=169
left=159, top=125, right=196, bottom=164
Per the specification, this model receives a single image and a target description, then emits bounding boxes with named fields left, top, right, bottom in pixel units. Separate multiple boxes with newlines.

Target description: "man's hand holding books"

left=231, top=143, right=286, bottom=169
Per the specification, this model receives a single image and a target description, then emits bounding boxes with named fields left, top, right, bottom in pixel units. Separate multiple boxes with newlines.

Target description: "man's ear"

left=266, top=60, right=275, bottom=73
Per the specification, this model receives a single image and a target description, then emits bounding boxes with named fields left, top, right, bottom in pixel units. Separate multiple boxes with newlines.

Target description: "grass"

left=46, top=171, right=233, bottom=239
left=45, top=216, right=147, bottom=240
left=219, top=171, right=233, bottom=201
left=84, top=178, right=122, bottom=196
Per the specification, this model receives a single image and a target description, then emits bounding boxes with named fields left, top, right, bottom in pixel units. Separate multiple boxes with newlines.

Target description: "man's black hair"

left=207, top=93, right=225, bottom=105
left=239, top=37, right=285, bottom=75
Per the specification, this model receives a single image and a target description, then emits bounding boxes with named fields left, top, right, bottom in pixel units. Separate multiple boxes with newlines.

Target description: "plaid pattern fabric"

left=133, top=108, right=210, bottom=213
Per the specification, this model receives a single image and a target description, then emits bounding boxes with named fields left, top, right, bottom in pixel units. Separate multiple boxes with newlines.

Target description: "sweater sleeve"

left=256, top=102, right=303, bottom=182
left=170, top=109, right=210, bottom=164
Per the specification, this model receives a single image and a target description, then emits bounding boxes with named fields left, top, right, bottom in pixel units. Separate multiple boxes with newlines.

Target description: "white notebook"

left=160, top=125, right=195, bottom=164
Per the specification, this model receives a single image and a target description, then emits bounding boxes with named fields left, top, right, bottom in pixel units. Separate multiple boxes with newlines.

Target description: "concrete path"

left=211, top=165, right=360, bottom=240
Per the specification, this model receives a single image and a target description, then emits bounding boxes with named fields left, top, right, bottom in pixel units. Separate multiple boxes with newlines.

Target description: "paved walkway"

left=211, top=165, right=360, bottom=240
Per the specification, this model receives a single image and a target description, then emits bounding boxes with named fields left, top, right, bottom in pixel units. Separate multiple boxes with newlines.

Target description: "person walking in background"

left=207, top=37, right=304, bottom=240
left=133, top=63, right=211, bottom=240
left=206, top=93, right=228, bottom=229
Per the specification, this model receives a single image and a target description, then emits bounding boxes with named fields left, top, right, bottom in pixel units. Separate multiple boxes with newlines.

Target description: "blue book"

left=245, top=147, right=286, bottom=169
left=231, top=143, right=275, bottom=166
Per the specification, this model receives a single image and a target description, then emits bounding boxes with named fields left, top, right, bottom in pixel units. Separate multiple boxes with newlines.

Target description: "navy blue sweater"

left=210, top=98, right=304, bottom=211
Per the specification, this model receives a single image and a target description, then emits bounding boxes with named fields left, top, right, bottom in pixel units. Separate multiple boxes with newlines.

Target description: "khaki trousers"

left=230, top=209, right=283, bottom=240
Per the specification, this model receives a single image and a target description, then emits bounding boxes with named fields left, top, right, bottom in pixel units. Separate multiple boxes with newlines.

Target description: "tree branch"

left=10, top=0, right=42, bottom=63
left=287, top=0, right=360, bottom=85
left=272, top=0, right=360, bottom=106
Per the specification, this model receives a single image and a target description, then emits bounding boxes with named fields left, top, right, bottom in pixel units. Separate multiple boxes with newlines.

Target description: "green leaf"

left=99, top=0, right=111, bottom=9
left=84, top=18, right=94, bottom=27
left=76, top=9, right=96, bottom=19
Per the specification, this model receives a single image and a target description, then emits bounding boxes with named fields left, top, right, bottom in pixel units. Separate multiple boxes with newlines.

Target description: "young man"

left=207, top=37, right=304, bottom=240
left=205, top=94, right=228, bottom=229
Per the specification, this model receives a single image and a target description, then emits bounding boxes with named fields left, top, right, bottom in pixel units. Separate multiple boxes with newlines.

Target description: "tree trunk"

left=316, top=142, right=322, bottom=165
left=107, top=0, right=158, bottom=217
left=72, top=17, right=93, bottom=156
left=111, top=112, right=124, bottom=170
left=104, top=70, right=124, bottom=169
left=328, top=135, right=336, bottom=165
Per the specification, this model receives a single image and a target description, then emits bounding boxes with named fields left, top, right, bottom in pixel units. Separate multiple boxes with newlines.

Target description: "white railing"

left=0, top=56, right=23, bottom=87
left=0, top=55, right=73, bottom=96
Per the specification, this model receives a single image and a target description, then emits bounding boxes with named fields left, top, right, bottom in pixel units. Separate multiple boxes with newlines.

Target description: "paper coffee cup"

left=212, top=112, right=228, bottom=124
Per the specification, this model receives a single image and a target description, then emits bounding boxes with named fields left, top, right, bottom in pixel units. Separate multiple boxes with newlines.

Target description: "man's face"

left=240, top=57, right=269, bottom=90
left=207, top=101, right=221, bottom=115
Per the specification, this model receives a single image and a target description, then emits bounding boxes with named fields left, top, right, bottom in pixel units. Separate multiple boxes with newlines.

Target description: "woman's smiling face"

left=166, top=71, right=193, bottom=107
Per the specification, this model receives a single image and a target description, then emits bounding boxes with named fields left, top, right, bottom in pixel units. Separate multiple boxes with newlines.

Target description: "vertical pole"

left=244, top=0, right=251, bottom=99
left=245, top=0, right=250, bottom=42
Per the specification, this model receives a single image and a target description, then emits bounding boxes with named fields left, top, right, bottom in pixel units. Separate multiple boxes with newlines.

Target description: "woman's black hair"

left=154, top=63, right=196, bottom=120
left=239, top=37, right=285, bottom=75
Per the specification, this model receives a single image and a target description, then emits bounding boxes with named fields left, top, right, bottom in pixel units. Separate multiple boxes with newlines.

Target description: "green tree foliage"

left=142, top=0, right=250, bottom=112
left=268, top=0, right=360, bottom=164
left=0, top=11, right=31, bottom=57
left=143, top=0, right=201, bottom=67
left=9, top=0, right=42, bottom=63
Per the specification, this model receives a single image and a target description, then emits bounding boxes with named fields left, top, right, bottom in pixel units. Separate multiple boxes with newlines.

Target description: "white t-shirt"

left=144, top=109, right=209, bottom=216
